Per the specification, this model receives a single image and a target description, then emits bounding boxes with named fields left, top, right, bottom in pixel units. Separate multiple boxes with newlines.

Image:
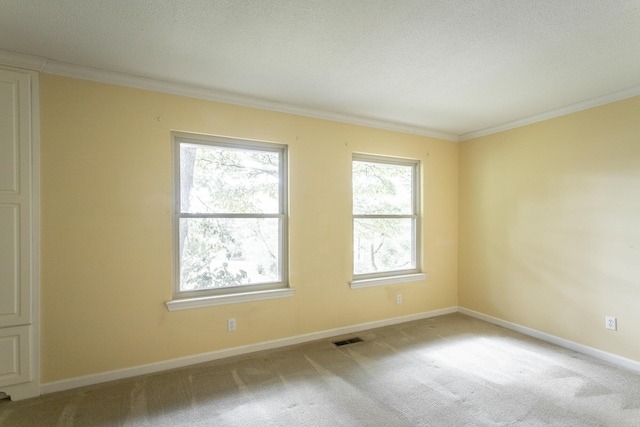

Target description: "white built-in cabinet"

left=0, top=66, right=39, bottom=401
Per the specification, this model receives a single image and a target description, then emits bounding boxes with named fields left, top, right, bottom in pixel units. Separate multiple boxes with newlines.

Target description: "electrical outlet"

left=605, top=316, right=617, bottom=331
left=228, top=318, right=236, bottom=332
left=396, top=294, right=402, bottom=304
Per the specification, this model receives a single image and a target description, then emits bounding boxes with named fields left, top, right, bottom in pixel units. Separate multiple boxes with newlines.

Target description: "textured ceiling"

left=2, top=0, right=640, bottom=138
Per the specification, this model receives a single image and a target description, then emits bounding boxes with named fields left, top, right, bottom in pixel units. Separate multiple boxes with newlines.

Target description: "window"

left=168, top=133, right=291, bottom=310
left=351, top=154, right=426, bottom=288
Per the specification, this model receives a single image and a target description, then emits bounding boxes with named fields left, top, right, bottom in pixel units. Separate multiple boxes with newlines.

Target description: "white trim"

left=3, top=49, right=640, bottom=144
left=0, top=50, right=47, bottom=71
left=37, top=305, right=640, bottom=395
left=458, top=307, right=640, bottom=374
left=351, top=154, right=423, bottom=285
left=171, top=133, right=289, bottom=302
left=166, top=288, right=295, bottom=311
left=459, top=84, right=640, bottom=141
left=350, top=273, right=427, bottom=289
left=41, top=306, right=458, bottom=395
left=29, top=68, right=41, bottom=397
left=0, top=49, right=457, bottom=142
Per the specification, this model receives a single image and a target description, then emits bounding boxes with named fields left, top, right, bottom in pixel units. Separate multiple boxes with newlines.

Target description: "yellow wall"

left=40, top=74, right=459, bottom=383
left=459, top=96, right=640, bottom=361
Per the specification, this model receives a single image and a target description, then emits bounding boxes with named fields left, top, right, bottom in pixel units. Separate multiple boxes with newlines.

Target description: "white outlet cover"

left=605, top=316, right=617, bottom=331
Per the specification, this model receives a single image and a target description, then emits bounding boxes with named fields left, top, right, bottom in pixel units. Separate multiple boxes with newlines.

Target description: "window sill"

left=349, top=273, right=427, bottom=289
left=166, top=288, right=295, bottom=311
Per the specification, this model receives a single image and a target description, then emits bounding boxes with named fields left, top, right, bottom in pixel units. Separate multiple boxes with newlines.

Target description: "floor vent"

left=332, top=337, right=364, bottom=347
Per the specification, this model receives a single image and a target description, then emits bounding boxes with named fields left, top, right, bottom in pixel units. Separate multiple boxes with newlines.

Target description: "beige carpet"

left=2, top=313, right=640, bottom=426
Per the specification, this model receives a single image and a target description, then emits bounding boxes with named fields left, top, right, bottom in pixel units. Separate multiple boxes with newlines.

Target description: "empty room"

left=1, top=1, right=639, bottom=425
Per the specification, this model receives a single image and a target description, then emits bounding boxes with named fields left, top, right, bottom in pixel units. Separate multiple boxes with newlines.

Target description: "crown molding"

left=4, top=48, right=637, bottom=144
left=0, top=49, right=458, bottom=142
left=459, top=85, right=640, bottom=141
left=0, top=49, right=48, bottom=71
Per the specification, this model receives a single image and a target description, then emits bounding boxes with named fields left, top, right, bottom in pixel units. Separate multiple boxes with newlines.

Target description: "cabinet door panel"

left=0, top=325, right=30, bottom=387
left=0, top=204, right=22, bottom=324
left=0, top=77, right=19, bottom=193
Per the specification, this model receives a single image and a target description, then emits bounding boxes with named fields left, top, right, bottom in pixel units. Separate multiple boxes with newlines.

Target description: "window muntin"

left=175, top=135, right=287, bottom=296
left=352, top=155, right=420, bottom=278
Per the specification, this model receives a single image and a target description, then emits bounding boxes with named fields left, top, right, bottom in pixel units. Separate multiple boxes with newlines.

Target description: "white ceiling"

left=2, top=0, right=640, bottom=140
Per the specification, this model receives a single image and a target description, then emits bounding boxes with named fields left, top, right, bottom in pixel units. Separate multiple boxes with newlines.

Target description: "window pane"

left=181, top=143, right=280, bottom=214
left=353, top=218, right=415, bottom=275
left=179, top=217, right=280, bottom=290
left=352, top=161, right=413, bottom=215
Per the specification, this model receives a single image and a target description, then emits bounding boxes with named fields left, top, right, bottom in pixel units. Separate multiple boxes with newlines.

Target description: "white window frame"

left=166, top=132, right=293, bottom=311
left=350, top=153, right=427, bottom=289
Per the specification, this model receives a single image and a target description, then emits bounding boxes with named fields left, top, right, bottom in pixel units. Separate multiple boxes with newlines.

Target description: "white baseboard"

left=458, top=307, right=640, bottom=374
left=41, top=306, right=640, bottom=395
left=40, top=306, right=458, bottom=395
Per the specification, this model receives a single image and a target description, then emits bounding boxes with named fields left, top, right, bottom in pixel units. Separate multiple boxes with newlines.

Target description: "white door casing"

left=0, top=66, right=40, bottom=400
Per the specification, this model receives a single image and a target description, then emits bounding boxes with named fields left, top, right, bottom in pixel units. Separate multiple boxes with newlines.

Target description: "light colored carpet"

left=2, top=313, right=639, bottom=426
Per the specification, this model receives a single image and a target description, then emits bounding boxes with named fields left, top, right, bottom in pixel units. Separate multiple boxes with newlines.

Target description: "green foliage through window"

left=352, top=157, right=419, bottom=276
left=176, top=138, right=286, bottom=292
